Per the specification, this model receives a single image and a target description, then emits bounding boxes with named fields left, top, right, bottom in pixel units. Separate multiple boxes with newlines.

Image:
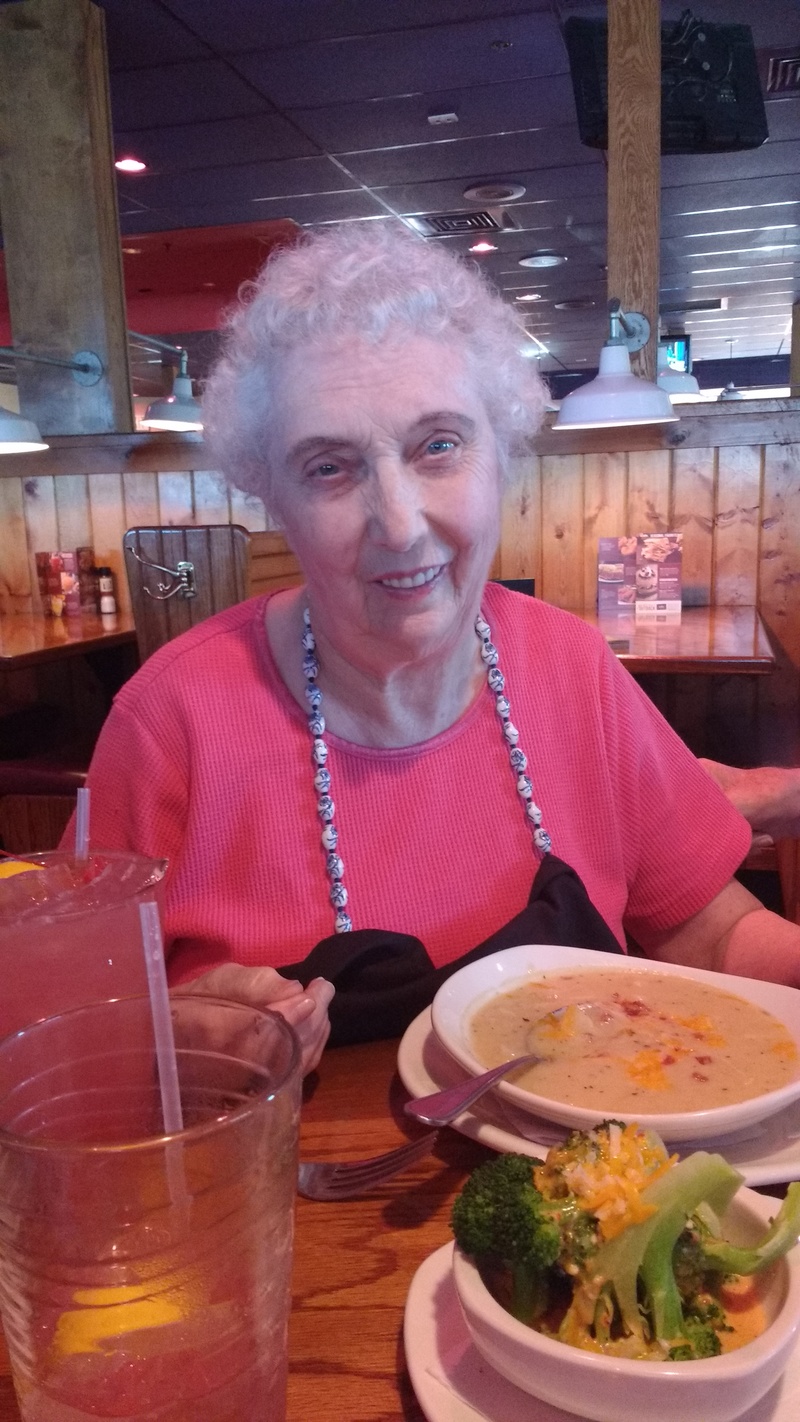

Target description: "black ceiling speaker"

left=564, top=9, right=769, bottom=154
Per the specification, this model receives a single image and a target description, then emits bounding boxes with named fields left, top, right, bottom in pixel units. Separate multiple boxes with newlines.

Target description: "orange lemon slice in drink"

left=52, top=1283, right=196, bottom=1357
left=0, top=860, right=38, bottom=879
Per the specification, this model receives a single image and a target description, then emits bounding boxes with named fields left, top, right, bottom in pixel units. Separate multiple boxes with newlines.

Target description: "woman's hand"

left=173, top=964, right=334, bottom=1076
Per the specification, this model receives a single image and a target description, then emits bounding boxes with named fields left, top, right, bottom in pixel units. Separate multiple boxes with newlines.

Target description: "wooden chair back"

left=123, top=526, right=302, bottom=662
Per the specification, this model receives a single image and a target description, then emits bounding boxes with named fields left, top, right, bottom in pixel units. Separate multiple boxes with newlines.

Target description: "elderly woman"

left=81, top=224, right=800, bottom=1067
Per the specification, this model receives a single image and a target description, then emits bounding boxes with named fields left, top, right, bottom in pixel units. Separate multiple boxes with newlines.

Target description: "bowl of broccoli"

left=451, top=1122, right=800, bottom=1422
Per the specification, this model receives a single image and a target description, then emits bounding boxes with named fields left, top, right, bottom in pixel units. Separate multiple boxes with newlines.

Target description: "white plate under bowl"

left=404, top=1229, right=800, bottom=1422
left=452, top=1189, right=800, bottom=1422
left=430, top=944, right=800, bottom=1143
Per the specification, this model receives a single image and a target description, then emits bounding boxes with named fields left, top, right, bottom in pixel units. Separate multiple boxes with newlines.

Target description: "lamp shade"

left=718, top=381, right=743, bottom=401
left=0, top=405, right=49, bottom=453
left=140, top=373, right=203, bottom=432
left=554, top=344, right=678, bottom=430
left=656, top=369, right=701, bottom=395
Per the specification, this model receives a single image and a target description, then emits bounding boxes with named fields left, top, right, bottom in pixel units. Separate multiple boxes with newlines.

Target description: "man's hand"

left=699, top=759, right=800, bottom=841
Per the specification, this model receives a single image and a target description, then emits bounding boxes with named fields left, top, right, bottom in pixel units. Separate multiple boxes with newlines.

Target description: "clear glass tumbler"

left=0, top=850, right=167, bottom=1038
left=0, top=994, right=301, bottom=1421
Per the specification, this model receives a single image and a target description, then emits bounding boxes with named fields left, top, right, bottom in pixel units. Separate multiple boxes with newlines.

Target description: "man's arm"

left=635, top=878, right=800, bottom=986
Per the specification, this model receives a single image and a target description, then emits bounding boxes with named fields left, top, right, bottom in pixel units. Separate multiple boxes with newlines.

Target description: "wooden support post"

left=0, top=0, right=133, bottom=435
left=607, top=0, right=661, bottom=382
left=791, top=301, right=800, bottom=399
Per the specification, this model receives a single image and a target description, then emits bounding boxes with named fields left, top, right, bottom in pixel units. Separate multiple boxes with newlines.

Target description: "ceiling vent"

left=409, top=207, right=520, bottom=237
left=762, top=51, right=800, bottom=96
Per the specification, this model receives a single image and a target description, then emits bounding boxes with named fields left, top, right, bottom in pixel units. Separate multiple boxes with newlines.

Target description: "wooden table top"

left=574, top=604, right=775, bottom=675
left=0, top=608, right=137, bottom=668
left=0, top=1034, right=486, bottom=1422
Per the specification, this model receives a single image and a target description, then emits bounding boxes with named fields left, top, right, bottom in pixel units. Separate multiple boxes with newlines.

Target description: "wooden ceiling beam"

left=0, top=0, right=133, bottom=435
left=607, top=0, right=661, bottom=381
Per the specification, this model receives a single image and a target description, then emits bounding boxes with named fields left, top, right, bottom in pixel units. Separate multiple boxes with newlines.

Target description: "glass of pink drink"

left=0, top=994, right=301, bottom=1421
left=0, top=851, right=167, bottom=1038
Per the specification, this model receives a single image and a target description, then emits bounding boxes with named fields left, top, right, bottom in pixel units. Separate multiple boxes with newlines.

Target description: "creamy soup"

left=469, top=969, right=799, bottom=1114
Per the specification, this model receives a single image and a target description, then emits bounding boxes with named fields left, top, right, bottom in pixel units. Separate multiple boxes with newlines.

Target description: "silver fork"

left=297, top=1129, right=439, bottom=1200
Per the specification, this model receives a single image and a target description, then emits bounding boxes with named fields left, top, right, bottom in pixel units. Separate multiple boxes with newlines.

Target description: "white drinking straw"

left=74, top=786, right=91, bottom=861
left=139, top=900, right=189, bottom=1217
left=139, top=900, right=184, bottom=1135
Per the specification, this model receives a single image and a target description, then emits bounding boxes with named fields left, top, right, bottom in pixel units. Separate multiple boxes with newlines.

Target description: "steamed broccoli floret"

left=453, top=1137, right=800, bottom=1360
left=667, top=1294, right=728, bottom=1359
left=550, top=1193, right=600, bottom=1271
left=688, top=1182, right=800, bottom=1278
left=562, top=1151, right=743, bottom=1348
left=450, top=1153, right=563, bottom=1322
left=668, top=1319, right=722, bottom=1361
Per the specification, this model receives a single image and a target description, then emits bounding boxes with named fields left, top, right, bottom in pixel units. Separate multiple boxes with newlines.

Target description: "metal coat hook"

left=124, top=544, right=197, bottom=600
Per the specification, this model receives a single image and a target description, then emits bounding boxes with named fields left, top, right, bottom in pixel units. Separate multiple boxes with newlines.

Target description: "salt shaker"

left=96, top=566, right=117, bottom=616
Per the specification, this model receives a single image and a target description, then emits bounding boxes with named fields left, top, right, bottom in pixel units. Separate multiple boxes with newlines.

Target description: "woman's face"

left=269, top=332, right=503, bottom=673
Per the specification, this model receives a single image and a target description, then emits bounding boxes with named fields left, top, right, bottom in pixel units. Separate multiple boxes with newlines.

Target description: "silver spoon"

left=405, top=1000, right=622, bottom=1128
left=404, top=1051, right=545, bottom=1127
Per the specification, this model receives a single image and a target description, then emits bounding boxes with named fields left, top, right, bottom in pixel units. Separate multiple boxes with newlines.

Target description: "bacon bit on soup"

left=614, top=996, right=650, bottom=1018
left=534, top=1121, right=677, bottom=1241
left=695, top=1055, right=712, bottom=1065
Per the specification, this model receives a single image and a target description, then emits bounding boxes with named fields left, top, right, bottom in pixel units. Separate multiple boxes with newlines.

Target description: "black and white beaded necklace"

left=301, top=605, right=552, bottom=933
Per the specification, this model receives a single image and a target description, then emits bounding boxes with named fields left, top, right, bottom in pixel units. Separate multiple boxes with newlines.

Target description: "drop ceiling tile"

left=229, top=12, right=566, bottom=107
left=160, top=0, right=548, bottom=51
left=662, top=175, right=800, bottom=215
left=661, top=140, right=800, bottom=188
left=118, top=189, right=386, bottom=236
left=287, top=75, right=578, bottom=151
left=109, top=59, right=269, bottom=130
left=763, top=98, right=800, bottom=142
left=97, top=0, right=207, bottom=71
left=251, top=191, right=392, bottom=225
left=116, top=155, right=352, bottom=208
left=377, top=163, right=606, bottom=217
left=114, top=114, right=320, bottom=173
left=338, top=126, right=592, bottom=187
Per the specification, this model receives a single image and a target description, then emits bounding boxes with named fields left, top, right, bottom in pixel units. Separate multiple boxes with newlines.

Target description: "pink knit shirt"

left=81, top=584, right=751, bottom=983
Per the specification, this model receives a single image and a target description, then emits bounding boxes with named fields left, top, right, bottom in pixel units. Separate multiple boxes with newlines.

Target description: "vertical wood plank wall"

left=1, top=404, right=799, bottom=764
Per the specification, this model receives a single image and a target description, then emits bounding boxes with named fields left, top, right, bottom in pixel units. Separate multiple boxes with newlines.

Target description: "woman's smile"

left=374, top=563, right=448, bottom=593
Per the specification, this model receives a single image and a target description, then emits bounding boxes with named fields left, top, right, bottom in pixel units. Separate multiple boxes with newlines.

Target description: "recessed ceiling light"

left=515, top=292, right=542, bottom=302
left=463, top=181, right=526, bottom=202
left=428, top=111, right=459, bottom=126
left=469, top=240, right=498, bottom=253
left=115, top=157, right=146, bottom=173
left=518, top=252, right=567, bottom=268
left=121, top=246, right=142, bottom=255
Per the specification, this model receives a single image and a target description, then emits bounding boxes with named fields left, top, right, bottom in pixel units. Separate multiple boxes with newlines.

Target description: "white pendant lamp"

left=139, top=347, right=203, bottom=432
left=717, top=380, right=743, bottom=401
left=0, top=404, right=48, bottom=453
left=0, top=344, right=103, bottom=454
left=554, top=301, right=678, bottom=431
left=656, top=344, right=700, bottom=396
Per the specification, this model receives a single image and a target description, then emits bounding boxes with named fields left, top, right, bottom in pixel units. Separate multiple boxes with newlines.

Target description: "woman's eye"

left=311, top=460, right=342, bottom=478
left=424, top=438, right=458, bottom=456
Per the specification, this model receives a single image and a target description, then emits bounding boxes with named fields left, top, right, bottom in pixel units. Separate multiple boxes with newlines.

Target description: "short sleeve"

left=595, top=646, right=752, bottom=938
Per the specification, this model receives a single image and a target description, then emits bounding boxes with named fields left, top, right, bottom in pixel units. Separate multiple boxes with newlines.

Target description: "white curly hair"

left=202, top=221, right=550, bottom=505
